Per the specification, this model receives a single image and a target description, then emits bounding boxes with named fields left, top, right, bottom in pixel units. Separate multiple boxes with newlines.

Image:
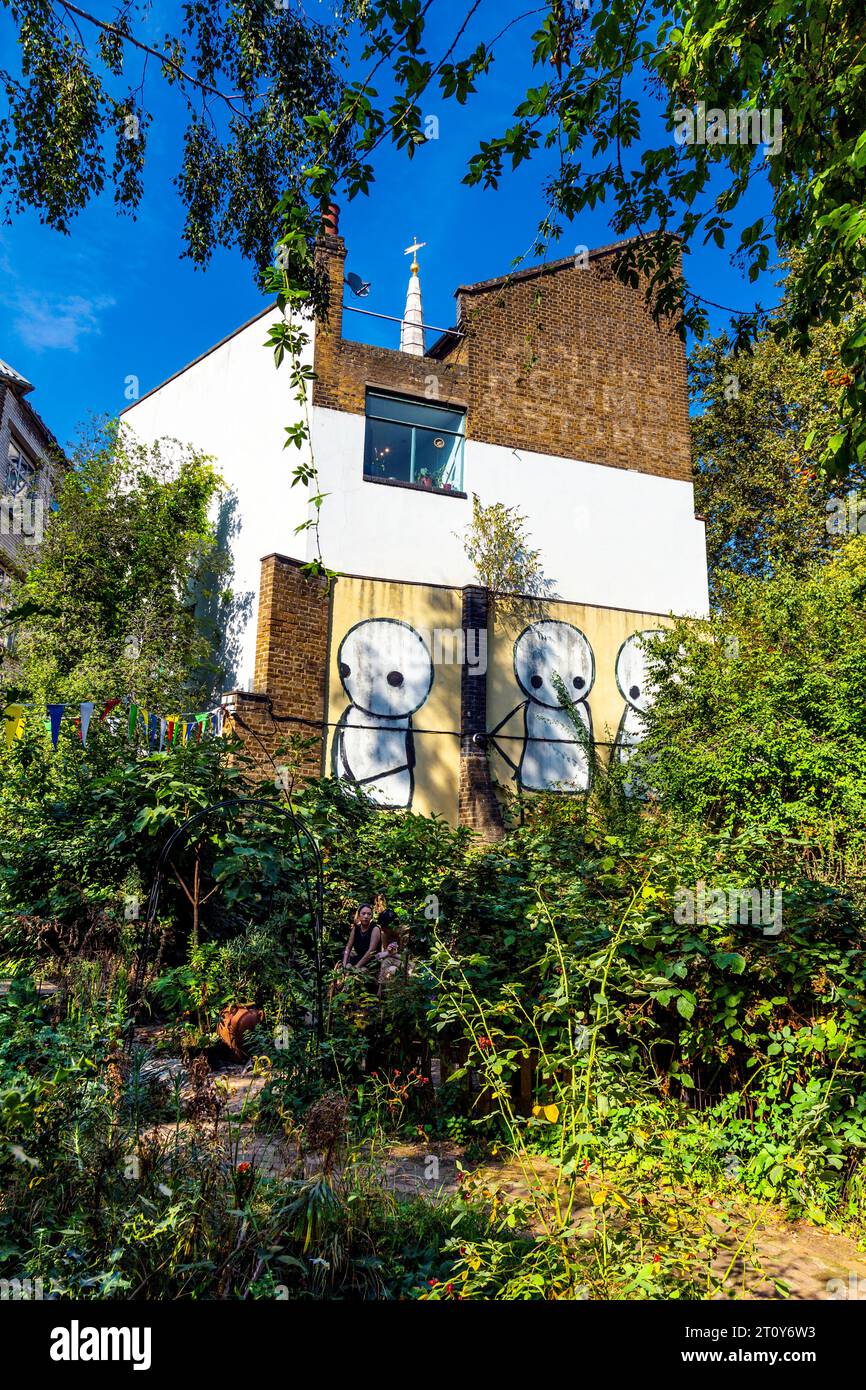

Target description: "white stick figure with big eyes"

left=613, top=628, right=664, bottom=794
left=488, top=620, right=595, bottom=794
left=331, top=618, right=434, bottom=808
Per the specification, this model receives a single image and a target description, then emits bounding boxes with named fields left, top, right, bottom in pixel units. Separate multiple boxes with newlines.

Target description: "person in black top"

left=342, top=903, right=381, bottom=973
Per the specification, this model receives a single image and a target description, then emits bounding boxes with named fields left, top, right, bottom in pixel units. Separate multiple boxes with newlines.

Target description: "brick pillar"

left=312, top=226, right=346, bottom=404
left=227, top=553, right=332, bottom=779
left=458, top=585, right=504, bottom=839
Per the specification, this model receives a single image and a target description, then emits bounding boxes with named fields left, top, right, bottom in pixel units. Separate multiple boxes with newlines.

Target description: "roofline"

left=119, top=301, right=278, bottom=414
left=0, top=366, right=34, bottom=395
left=256, top=551, right=680, bottom=616
left=0, top=379, right=64, bottom=462
left=454, top=236, right=648, bottom=296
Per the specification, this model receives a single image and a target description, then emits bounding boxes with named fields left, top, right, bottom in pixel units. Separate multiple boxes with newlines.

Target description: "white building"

left=123, top=210, right=708, bottom=697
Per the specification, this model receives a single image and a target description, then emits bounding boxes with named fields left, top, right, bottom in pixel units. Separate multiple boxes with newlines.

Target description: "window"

left=364, top=391, right=465, bottom=492
left=4, top=440, right=37, bottom=499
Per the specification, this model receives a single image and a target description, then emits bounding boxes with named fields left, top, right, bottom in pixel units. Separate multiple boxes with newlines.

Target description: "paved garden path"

left=135, top=1043, right=866, bottom=1302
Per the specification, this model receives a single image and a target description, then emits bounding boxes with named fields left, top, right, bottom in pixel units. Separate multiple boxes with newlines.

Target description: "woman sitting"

left=341, top=903, right=381, bottom=976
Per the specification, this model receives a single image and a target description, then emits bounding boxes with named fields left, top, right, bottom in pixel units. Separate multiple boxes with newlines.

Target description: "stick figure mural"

left=331, top=618, right=434, bottom=808
left=488, top=620, right=595, bottom=793
left=613, top=628, right=665, bottom=795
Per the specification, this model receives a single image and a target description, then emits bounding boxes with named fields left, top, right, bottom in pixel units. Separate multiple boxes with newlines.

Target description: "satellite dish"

left=345, top=272, right=371, bottom=298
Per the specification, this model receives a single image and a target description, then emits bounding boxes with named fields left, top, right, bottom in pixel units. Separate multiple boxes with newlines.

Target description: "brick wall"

left=312, top=232, right=468, bottom=414
left=226, top=553, right=332, bottom=780
left=455, top=248, right=691, bottom=481
left=459, top=585, right=503, bottom=840
left=312, top=235, right=690, bottom=483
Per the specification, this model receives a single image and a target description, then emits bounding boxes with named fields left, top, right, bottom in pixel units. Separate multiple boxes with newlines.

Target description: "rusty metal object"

left=217, top=1002, right=264, bottom=1058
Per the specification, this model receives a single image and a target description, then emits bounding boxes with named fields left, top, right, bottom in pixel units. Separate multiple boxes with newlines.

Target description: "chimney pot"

left=321, top=202, right=340, bottom=236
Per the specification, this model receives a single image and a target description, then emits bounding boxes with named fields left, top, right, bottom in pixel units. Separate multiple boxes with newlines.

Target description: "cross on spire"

left=404, top=237, right=426, bottom=274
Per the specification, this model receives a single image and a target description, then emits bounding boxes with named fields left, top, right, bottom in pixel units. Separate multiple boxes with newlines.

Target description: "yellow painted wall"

left=325, top=576, right=672, bottom=822
left=325, top=575, right=463, bottom=820
left=487, top=601, right=673, bottom=795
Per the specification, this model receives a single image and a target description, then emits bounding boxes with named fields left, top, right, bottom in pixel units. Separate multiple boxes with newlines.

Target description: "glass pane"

left=366, top=392, right=464, bottom=436
left=4, top=442, right=35, bottom=497
left=364, top=417, right=413, bottom=482
left=413, top=428, right=463, bottom=489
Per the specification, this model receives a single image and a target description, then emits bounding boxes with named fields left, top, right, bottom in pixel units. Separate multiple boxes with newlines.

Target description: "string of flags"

left=2, top=696, right=225, bottom=751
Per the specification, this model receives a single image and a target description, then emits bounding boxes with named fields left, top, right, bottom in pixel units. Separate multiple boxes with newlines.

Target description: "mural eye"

left=629, top=684, right=640, bottom=700
left=387, top=670, right=404, bottom=687
left=339, top=662, right=351, bottom=679
left=572, top=676, right=585, bottom=690
left=530, top=674, right=543, bottom=689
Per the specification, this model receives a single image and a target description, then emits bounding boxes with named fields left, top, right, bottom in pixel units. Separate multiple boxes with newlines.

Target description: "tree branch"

left=53, top=0, right=253, bottom=123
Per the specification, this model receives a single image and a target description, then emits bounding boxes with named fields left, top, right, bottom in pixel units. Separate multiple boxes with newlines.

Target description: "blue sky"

left=0, top=3, right=780, bottom=449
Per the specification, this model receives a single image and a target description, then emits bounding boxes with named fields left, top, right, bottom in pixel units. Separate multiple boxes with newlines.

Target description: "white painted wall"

left=122, top=307, right=314, bottom=690
left=123, top=322, right=708, bottom=701
left=312, top=406, right=709, bottom=617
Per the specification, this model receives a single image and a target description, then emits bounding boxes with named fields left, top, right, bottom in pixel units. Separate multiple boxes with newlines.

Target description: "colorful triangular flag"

left=79, top=702, right=94, bottom=747
left=47, top=704, right=65, bottom=749
left=3, top=704, right=25, bottom=748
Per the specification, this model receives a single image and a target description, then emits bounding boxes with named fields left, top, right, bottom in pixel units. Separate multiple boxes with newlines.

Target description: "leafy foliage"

left=2, top=424, right=231, bottom=708
left=0, top=0, right=347, bottom=281
left=638, top=534, right=866, bottom=872
left=692, top=269, right=866, bottom=597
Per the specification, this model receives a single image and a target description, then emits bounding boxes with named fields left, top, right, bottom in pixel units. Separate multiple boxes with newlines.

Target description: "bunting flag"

left=2, top=695, right=226, bottom=755
left=3, top=704, right=25, bottom=748
left=79, top=702, right=94, bottom=747
left=47, top=704, right=65, bottom=749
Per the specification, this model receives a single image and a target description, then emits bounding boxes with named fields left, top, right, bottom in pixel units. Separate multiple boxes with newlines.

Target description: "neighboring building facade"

left=123, top=210, right=708, bottom=832
left=0, top=359, right=60, bottom=648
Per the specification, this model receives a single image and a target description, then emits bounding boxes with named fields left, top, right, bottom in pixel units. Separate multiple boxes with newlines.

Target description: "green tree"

left=0, top=0, right=349, bottom=282
left=3, top=424, right=229, bottom=708
left=638, top=534, right=866, bottom=871
left=691, top=274, right=866, bottom=600
left=461, top=493, right=553, bottom=602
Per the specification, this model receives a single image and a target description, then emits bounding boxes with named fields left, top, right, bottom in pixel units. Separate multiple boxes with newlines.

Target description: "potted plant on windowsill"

left=418, top=469, right=434, bottom=490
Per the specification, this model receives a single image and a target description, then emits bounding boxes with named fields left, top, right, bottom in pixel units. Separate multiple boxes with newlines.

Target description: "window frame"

left=4, top=435, right=38, bottom=500
left=363, top=389, right=466, bottom=494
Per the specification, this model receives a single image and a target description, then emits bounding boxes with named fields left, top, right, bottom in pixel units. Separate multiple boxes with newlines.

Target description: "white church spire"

left=400, top=237, right=426, bottom=356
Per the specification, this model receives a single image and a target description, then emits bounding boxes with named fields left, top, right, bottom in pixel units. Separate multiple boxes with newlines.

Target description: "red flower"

left=237, top=1162, right=251, bottom=1174
left=653, top=1255, right=661, bottom=1264
left=478, top=1036, right=492, bottom=1050
left=428, top=1278, right=439, bottom=1287
left=445, top=1283, right=454, bottom=1295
